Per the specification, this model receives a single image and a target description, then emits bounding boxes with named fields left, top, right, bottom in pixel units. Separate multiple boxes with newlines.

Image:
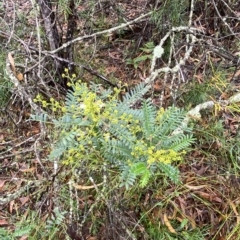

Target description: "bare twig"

left=46, top=12, right=152, bottom=55
left=173, top=92, right=240, bottom=135
left=146, top=26, right=200, bottom=85
left=0, top=179, right=45, bottom=205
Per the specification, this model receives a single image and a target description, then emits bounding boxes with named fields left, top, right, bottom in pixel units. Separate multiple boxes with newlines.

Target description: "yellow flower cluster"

left=130, top=140, right=147, bottom=157
left=34, top=94, right=48, bottom=107
left=155, top=107, right=165, bottom=123
left=81, top=92, right=104, bottom=122
left=147, top=149, right=183, bottom=165
left=62, top=68, right=76, bottom=80
left=130, top=140, right=183, bottom=166
left=34, top=94, right=65, bottom=113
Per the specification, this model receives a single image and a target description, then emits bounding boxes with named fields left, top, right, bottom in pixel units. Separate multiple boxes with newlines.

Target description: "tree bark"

left=36, top=0, right=63, bottom=77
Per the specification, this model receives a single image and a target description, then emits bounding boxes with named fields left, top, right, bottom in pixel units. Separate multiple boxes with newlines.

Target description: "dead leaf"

left=7, top=52, right=23, bottom=81
left=9, top=200, right=15, bottom=213
left=0, top=133, right=4, bottom=142
left=0, top=219, right=8, bottom=226
left=108, top=51, right=121, bottom=60
left=163, top=213, right=177, bottom=234
left=73, top=182, right=103, bottom=190
left=17, top=73, right=24, bottom=81
left=86, top=236, right=97, bottom=240
left=19, top=235, right=28, bottom=240
left=177, top=197, right=187, bottom=215
left=20, top=167, right=36, bottom=173
left=0, top=180, right=6, bottom=190
left=8, top=52, right=16, bottom=75
left=195, top=191, right=222, bottom=203
left=143, top=193, right=150, bottom=206
left=229, top=200, right=240, bottom=224
left=185, top=184, right=207, bottom=190
left=233, top=69, right=240, bottom=79
left=19, top=196, right=29, bottom=206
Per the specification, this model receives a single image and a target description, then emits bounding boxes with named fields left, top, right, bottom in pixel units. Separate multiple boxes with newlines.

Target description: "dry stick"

left=49, top=54, right=118, bottom=87
left=30, top=0, right=48, bottom=89
left=0, top=179, right=45, bottom=205
left=220, top=0, right=240, bottom=19
left=45, top=12, right=152, bottom=55
left=27, top=44, right=118, bottom=87
left=0, top=29, right=31, bottom=55
left=0, top=149, right=34, bottom=161
left=159, top=33, right=175, bottom=106
left=30, top=0, right=58, bottom=181
left=173, top=92, right=240, bottom=135
left=212, top=0, right=239, bottom=40
left=6, top=63, right=50, bottom=122
left=34, top=137, right=49, bottom=177
left=5, top=0, right=16, bottom=47
left=146, top=27, right=200, bottom=85
left=0, top=134, right=40, bottom=155
left=186, top=0, right=195, bottom=47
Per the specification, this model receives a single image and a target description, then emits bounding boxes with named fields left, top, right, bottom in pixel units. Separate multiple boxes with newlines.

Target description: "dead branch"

left=173, top=92, right=240, bottom=135
left=46, top=12, right=152, bottom=55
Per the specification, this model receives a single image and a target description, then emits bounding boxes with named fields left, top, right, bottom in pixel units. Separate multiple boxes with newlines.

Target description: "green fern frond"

left=49, top=141, right=67, bottom=160
left=49, top=130, right=78, bottom=160
left=142, top=99, right=157, bottom=138
left=54, top=114, right=91, bottom=129
left=65, top=90, right=79, bottom=108
left=157, top=133, right=193, bottom=150
left=46, top=208, right=67, bottom=227
left=156, top=107, right=190, bottom=136
left=130, top=162, right=152, bottom=188
left=119, top=165, right=136, bottom=189
left=131, top=162, right=146, bottom=175
left=168, top=134, right=194, bottom=151
left=158, top=163, right=180, bottom=184
left=116, top=106, right=143, bottom=120
left=0, top=228, right=11, bottom=240
left=12, top=224, right=34, bottom=238
left=89, top=82, right=113, bottom=99
left=31, top=112, right=48, bottom=122
left=102, top=138, right=132, bottom=159
left=122, top=82, right=150, bottom=106
left=140, top=169, right=151, bottom=188
left=60, top=131, right=77, bottom=147
left=109, top=124, right=136, bottom=146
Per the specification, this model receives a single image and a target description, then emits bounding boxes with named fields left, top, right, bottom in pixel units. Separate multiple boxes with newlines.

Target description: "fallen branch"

left=173, top=92, right=240, bottom=135
left=145, top=26, right=202, bottom=85
left=0, top=180, right=45, bottom=205
left=46, top=12, right=152, bottom=55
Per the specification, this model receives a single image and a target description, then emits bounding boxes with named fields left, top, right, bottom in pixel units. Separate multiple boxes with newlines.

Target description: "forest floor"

left=1, top=0, right=240, bottom=239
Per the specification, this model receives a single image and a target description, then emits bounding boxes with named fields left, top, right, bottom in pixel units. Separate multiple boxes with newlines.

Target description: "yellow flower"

left=147, top=149, right=183, bottom=165
left=42, top=101, right=48, bottom=108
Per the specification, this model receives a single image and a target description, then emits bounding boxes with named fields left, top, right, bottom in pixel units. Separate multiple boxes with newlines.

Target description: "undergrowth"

left=0, top=209, right=66, bottom=240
